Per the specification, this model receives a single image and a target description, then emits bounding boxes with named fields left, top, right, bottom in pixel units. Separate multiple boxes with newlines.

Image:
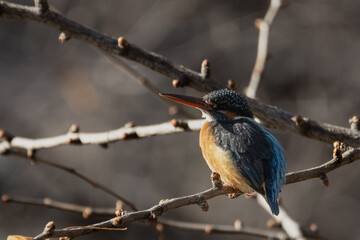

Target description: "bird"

left=160, top=89, right=286, bottom=215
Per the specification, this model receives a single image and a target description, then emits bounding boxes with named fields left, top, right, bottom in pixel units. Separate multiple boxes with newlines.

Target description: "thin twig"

left=246, top=0, right=282, bottom=98
left=158, top=219, right=286, bottom=239
left=100, top=51, right=195, bottom=119
left=8, top=150, right=138, bottom=211
left=285, top=147, right=360, bottom=184
left=1, top=194, right=115, bottom=218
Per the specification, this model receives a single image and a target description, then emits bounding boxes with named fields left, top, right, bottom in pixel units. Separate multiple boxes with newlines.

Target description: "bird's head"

left=160, top=89, right=253, bottom=121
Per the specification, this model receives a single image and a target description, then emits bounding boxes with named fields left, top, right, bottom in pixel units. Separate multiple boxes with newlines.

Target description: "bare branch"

left=256, top=193, right=304, bottom=240
left=4, top=147, right=357, bottom=239
left=33, top=0, right=48, bottom=14
left=1, top=194, right=114, bottom=218
left=0, top=119, right=204, bottom=153
left=100, top=50, right=195, bottom=118
left=0, top=1, right=360, bottom=148
left=2, top=194, right=287, bottom=239
left=157, top=219, right=287, bottom=239
left=8, top=150, right=138, bottom=211
left=286, top=147, right=360, bottom=184
left=31, top=186, right=236, bottom=240
left=1, top=114, right=360, bottom=159
left=0, top=1, right=220, bottom=92
left=246, top=0, right=281, bottom=98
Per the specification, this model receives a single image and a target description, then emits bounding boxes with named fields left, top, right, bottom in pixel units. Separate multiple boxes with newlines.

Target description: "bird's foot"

left=227, top=192, right=241, bottom=199
left=244, top=192, right=257, bottom=199
left=210, top=172, right=223, bottom=189
left=221, top=184, right=242, bottom=199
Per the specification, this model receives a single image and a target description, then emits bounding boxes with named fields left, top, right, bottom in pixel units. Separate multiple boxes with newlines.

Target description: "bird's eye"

left=205, top=99, right=217, bottom=109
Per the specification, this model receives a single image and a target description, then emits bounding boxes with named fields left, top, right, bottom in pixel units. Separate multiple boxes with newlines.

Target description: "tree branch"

left=0, top=119, right=204, bottom=154
left=246, top=0, right=281, bottom=98
left=286, top=147, right=360, bottom=184
left=1, top=194, right=288, bottom=239
left=0, top=1, right=219, bottom=92
left=100, top=50, right=195, bottom=119
left=3, top=147, right=357, bottom=239
left=7, top=150, right=138, bottom=211
left=255, top=193, right=304, bottom=240
left=1, top=194, right=115, bottom=218
left=0, top=1, right=359, bottom=148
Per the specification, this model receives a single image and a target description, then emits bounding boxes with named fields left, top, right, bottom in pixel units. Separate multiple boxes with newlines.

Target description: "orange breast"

left=199, top=121, right=254, bottom=193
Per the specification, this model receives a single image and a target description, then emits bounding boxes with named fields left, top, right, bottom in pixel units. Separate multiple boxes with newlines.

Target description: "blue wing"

left=212, top=117, right=286, bottom=215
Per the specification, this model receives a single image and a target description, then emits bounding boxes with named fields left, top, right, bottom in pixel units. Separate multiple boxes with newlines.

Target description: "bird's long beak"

left=159, top=93, right=211, bottom=110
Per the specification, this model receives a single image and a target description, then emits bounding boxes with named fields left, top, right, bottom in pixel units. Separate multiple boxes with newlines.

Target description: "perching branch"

left=0, top=1, right=359, bottom=148
left=2, top=194, right=288, bottom=239
left=5, top=146, right=359, bottom=239
left=246, top=0, right=282, bottom=98
left=31, top=185, right=236, bottom=240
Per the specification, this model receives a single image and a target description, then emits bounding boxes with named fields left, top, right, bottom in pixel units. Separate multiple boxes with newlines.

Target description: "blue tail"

left=266, top=193, right=280, bottom=215
left=261, top=126, right=287, bottom=216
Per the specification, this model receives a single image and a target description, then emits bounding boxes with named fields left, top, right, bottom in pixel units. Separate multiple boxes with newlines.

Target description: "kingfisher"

left=160, top=89, right=286, bottom=215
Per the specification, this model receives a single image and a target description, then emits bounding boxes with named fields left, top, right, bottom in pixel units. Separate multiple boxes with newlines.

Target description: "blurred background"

left=1, top=0, right=360, bottom=239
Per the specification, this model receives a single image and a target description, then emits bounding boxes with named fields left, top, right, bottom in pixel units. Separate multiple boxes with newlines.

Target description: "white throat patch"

left=201, top=110, right=215, bottom=122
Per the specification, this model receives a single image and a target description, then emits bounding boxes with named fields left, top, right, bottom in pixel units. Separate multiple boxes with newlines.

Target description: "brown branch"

left=0, top=1, right=359, bottom=148
left=100, top=50, right=195, bottom=119
left=0, top=1, right=220, bottom=92
left=285, top=147, right=360, bottom=184
left=12, top=147, right=355, bottom=239
left=1, top=194, right=287, bottom=239
left=158, top=219, right=286, bottom=239
left=2, top=194, right=327, bottom=240
left=8, top=150, right=138, bottom=211
left=31, top=186, right=235, bottom=240
left=246, top=0, right=281, bottom=98
left=1, top=194, right=115, bottom=218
